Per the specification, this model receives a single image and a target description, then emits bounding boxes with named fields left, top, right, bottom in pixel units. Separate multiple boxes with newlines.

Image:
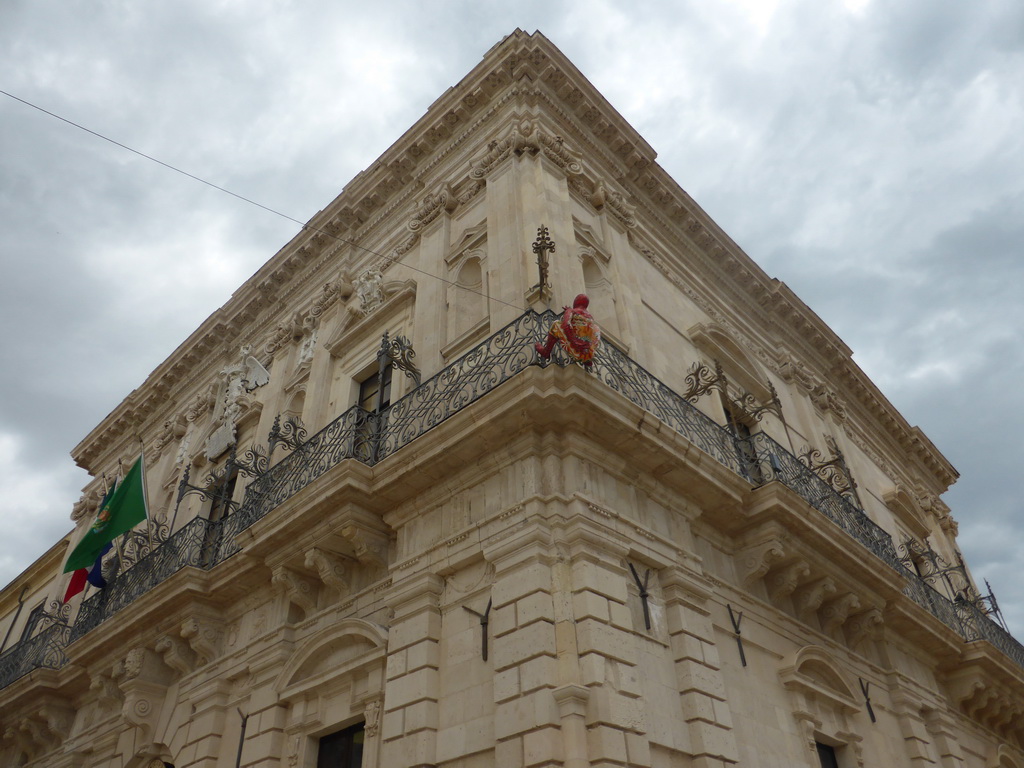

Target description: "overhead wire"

left=0, top=88, right=529, bottom=312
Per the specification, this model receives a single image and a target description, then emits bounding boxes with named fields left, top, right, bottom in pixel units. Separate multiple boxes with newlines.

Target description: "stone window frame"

left=778, top=645, right=866, bottom=768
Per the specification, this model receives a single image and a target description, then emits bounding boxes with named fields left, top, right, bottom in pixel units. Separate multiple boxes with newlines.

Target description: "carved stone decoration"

left=408, top=182, right=458, bottom=232
left=206, top=345, right=270, bottom=459
left=152, top=413, right=188, bottom=460
left=90, top=671, right=123, bottom=709
left=116, top=648, right=171, bottom=744
left=271, top=566, right=319, bottom=615
left=304, top=547, right=351, bottom=595
left=589, top=180, right=637, bottom=228
left=155, top=634, right=196, bottom=676
left=180, top=616, right=222, bottom=665
left=353, top=267, right=386, bottom=316
left=739, top=538, right=786, bottom=585
left=19, top=720, right=48, bottom=758
left=340, top=524, right=389, bottom=569
left=71, top=487, right=103, bottom=522
left=3, top=723, right=36, bottom=762
left=471, top=116, right=583, bottom=179
left=820, top=593, right=861, bottom=635
left=295, top=328, right=318, bottom=371
left=363, top=698, right=382, bottom=738
left=768, top=560, right=811, bottom=603
left=38, top=703, right=74, bottom=741
left=845, top=608, right=883, bottom=649
left=793, top=577, right=837, bottom=618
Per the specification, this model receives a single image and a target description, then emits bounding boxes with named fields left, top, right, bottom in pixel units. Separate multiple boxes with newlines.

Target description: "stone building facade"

left=1, top=29, right=1023, bottom=768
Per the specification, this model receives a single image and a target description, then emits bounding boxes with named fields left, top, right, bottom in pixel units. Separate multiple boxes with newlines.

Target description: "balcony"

left=3, top=309, right=1021, bottom=689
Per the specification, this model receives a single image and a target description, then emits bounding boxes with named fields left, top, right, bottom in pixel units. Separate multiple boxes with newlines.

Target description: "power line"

left=0, top=88, right=526, bottom=312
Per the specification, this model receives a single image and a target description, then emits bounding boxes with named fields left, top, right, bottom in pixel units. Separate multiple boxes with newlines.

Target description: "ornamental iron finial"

left=531, top=225, right=555, bottom=294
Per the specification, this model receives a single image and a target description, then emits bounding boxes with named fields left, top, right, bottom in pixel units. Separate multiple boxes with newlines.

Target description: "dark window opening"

left=317, top=722, right=364, bottom=768
left=208, top=468, right=239, bottom=523
left=816, top=742, right=840, bottom=768
left=359, top=364, right=393, bottom=413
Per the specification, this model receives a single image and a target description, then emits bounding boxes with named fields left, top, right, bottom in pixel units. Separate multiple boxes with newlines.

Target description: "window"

left=724, top=397, right=763, bottom=483
left=20, top=602, right=46, bottom=642
left=317, top=722, right=364, bottom=768
left=816, top=742, right=839, bottom=768
left=208, top=467, right=238, bottom=523
left=355, top=363, right=393, bottom=462
left=358, top=364, right=392, bottom=413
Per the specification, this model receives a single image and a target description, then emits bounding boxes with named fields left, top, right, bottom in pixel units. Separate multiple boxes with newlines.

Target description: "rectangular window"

left=20, top=602, right=45, bottom=642
left=358, top=364, right=392, bottom=413
left=816, top=742, right=840, bottom=768
left=318, top=722, right=364, bottom=768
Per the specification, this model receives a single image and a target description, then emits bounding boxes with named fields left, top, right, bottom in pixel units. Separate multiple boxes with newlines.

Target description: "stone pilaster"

left=486, top=520, right=562, bottom=768
left=380, top=572, right=444, bottom=768
left=662, top=568, right=739, bottom=768
left=923, top=709, right=965, bottom=768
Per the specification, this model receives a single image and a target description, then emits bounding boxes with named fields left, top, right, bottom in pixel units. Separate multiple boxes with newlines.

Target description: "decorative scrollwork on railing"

left=682, top=360, right=726, bottom=403
left=796, top=436, right=858, bottom=502
left=730, top=381, right=782, bottom=423
left=36, top=598, right=73, bottom=629
left=380, top=331, right=421, bottom=386
left=267, top=414, right=308, bottom=455
left=376, top=312, right=547, bottom=461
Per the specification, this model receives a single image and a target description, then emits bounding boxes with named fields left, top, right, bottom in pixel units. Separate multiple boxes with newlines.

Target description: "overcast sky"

left=2, top=1, right=1023, bottom=641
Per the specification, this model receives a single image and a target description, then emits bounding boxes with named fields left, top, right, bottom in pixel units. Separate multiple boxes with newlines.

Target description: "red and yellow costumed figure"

left=535, top=294, right=601, bottom=367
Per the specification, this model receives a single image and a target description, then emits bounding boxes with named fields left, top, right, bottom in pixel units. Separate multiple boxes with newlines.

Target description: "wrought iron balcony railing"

left=3, top=309, right=1022, bottom=688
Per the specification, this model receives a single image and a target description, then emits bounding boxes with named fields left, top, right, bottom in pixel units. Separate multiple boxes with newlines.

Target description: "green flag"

left=64, top=457, right=148, bottom=572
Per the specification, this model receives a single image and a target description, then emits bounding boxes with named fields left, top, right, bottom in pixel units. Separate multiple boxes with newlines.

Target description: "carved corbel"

left=767, top=560, right=810, bottom=602
left=793, top=710, right=823, bottom=758
left=180, top=615, right=222, bottom=665
left=38, top=702, right=74, bottom=741
left=793, top=576, right=837, bottom=618
left=116, top=649, right=173, bottom=741
left=739, top=537, right=786, bottom=586
left=340, top=523, right=389, bottom=569
left=820, top=593, right=861, bottom=634
left=18, top=720, right=48, bottom=756
left=155, top=634, right=196, bottom=676
left=271, top=566, right=319, bottom=615
left=835, top=731, right=865, bottom=768
left=845, top=607, right=883, bottom=649
left=304, top=547, right=351, bottom=595
left=363, top=698, right=383, bottom=738
left=90, top=670, right=123, bottom=709
left=3, top=725, right=35, bottom=761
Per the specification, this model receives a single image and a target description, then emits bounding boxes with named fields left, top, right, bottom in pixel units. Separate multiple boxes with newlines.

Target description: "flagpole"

left=137, top=436, right=154, bottom=555
left=81, top=473, right=112, bottom=602
left=112, top=459, right=129, bottom=573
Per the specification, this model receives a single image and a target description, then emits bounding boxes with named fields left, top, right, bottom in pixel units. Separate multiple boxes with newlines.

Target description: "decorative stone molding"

left=793, top=576, right=837, bottom=619
left=821, top=592, right=861, bottom=635
left=340, top=523, right=389, bottom=569
left=180, top=615, right=222, bottom=665
left=409, top=182, right=458, bottom=232
left=90, top=670, right=123, bottom=709
left=845, top=607, right=883, bottom=649
left=768, top=560, right=810, bottom=602
left=470, top=115, right=583, bottom=179
left=304, top=547, right=351, bottom=595
left=352, top=267, right=386, bottom=316
left=739, top=537, right=787, bottom=585
left=589, top=179, right=637, bottom=227
left=155, top=633, right=195, bottom=676
left=363, top=698, right=383, bottom=738
left=271, top=566, right=319, bottom=615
